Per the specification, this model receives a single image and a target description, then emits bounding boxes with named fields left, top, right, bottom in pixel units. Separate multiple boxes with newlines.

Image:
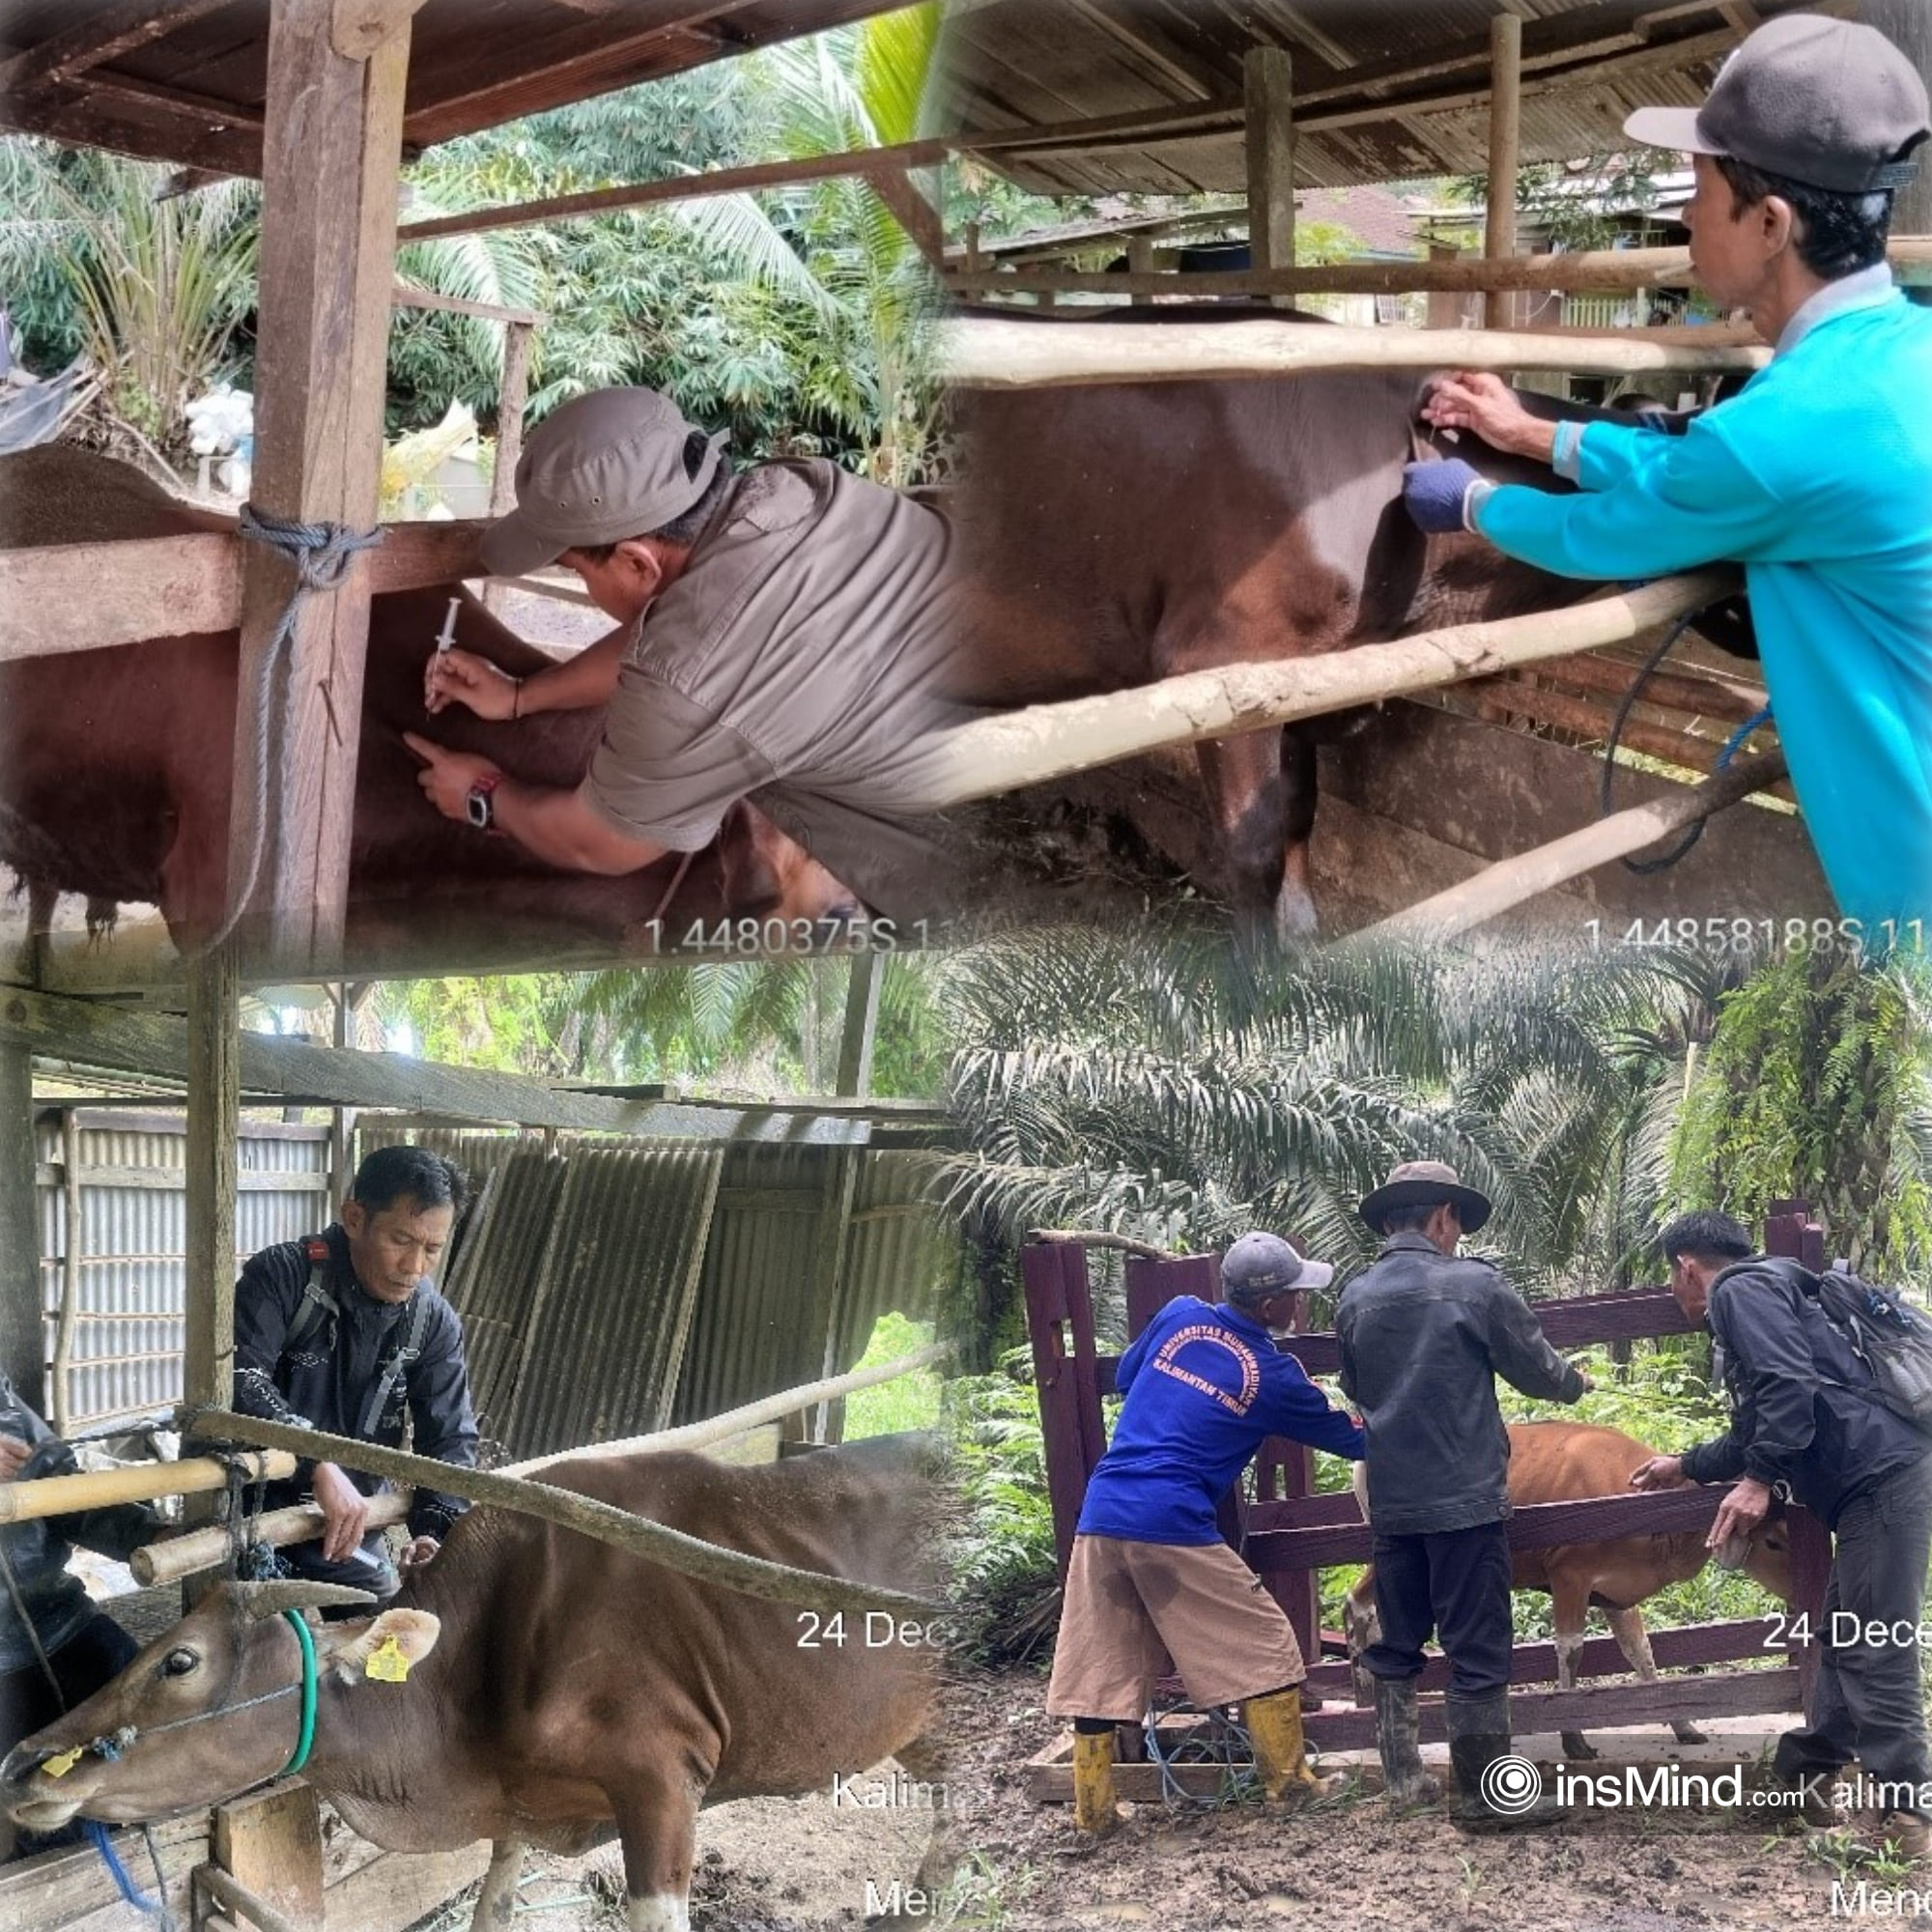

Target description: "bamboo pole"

left=51, top=1110, right=83, bottom=1435
left=502, top=1342, right=948, bottom=1474
left=185, top=1407, right=943, bottom=1616
left=1359, top=750, right=1789, bottom=943
left=0, top=1450, right=296, bottom=1525
left=938, top=317, right=1769, bottom=387
left=924, top=571, right=1736, bottom=807
left=129, top=1489, right=413, bottom=1587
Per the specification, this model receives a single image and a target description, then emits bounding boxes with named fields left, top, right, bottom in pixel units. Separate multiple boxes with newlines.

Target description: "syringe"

left=435, top=594, right=461, bottom=654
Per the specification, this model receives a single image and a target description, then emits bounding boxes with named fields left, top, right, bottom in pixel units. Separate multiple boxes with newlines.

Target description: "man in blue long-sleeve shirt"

left=1404, top=14, right=1932, bottom=931
left=1044, top=1233, right=1365, bottom=1835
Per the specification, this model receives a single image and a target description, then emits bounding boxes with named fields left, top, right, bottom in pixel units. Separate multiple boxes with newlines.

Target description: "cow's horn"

left=231, top=1581, right=378, bottom=1620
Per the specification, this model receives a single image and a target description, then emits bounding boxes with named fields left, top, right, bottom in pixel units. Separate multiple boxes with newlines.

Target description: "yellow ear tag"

left=364, top=1634, right=411, bottom=1684
left=43, top=1747, right=83, bottom=1779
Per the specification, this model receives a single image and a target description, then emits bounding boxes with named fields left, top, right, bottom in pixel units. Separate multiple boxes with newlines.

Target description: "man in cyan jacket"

left=1045, top=1233, right=1365, bottom=1836
left=1633, top=1208, right=1932, bottom=1856
left=1339, top=1161, right=1588, bottom=1831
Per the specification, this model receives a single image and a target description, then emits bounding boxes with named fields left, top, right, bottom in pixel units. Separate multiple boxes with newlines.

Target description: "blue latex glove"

left=1402, top=457, right=1487, bottom=535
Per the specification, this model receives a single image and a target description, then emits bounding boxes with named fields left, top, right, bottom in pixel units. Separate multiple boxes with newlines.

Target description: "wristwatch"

left=466, top=772, right=502, bottom=830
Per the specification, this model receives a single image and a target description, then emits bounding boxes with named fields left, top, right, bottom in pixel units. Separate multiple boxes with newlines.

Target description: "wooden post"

left=1426, top=240, right=1464, bottom=330
left=1864, top=1, right=1932, bottom=246
left=835, top=952, right=882, bottom=1099
left=489, top=321, right=533, bottom=520
left=1485, top=13, right=1523, bottom=331
left=51, top=1109, right=82, bottom=1434
left=229, top=0, right=417, bottom=971
left=212, top=1785, right=325, bottom=1932
left=1244, top=45, right=1295, bottom=309
left=1022, top=1241, right=1109, bottom=1577
left=0, top=1034, right=42, bottom=1412
left=1127, top=232, right=1155, bottom=307
left=183, top=950, right=242, bottom=1433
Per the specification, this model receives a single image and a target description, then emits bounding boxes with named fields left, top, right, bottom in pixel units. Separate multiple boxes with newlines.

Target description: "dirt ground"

left=936, top=1667, right=1870, bottom=1932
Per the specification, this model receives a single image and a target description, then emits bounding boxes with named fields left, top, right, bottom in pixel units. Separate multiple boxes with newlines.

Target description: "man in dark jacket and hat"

left=1632, top=1208, right=1932, bottom=1857
left=1338, top=1161, right=1588, bottom=1831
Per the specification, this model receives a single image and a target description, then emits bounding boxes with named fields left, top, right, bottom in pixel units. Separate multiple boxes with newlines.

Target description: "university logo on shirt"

left=1151, top=1323, right=1262, bottom=1416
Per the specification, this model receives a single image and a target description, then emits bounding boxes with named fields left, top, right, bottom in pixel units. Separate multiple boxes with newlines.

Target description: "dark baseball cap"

left=481, top=386, right=727, bottom=577
left=1624, top=14, right=1929, bottom=195
left=1222, top=1231, right=1335, bottom=1297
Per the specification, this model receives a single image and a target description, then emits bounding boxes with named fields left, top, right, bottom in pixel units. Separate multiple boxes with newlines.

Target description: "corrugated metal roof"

left=944, top=0, right=1807, bottom=197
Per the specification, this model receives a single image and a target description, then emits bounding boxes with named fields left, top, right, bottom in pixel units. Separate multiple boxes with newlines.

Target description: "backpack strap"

left=355, top=1287, right=433, bottom=1440
left=283, top=1237, right=342, bottom=1354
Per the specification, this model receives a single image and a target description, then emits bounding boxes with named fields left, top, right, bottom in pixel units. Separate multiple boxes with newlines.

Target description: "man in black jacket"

left=0, top=1378, right=159, bottom=1853
left=1633, top=1209, right=1932, bottom=1855
left=231, top=1145, right=479, bottom=1603
left=1338, top=1161, right=1589, bottom=1831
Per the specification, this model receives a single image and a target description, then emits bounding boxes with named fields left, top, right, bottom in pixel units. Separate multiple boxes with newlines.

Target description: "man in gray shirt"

left=405, top=387, right=965, bottom=925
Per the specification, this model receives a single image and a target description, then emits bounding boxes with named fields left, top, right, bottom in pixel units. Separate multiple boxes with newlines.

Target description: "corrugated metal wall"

left=34, top=1109, right=332, bottom=1432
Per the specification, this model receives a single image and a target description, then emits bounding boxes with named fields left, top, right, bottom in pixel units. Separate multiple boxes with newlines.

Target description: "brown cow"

left=0, top=446, right=857, bottom=968
left=2, top=1435, right=949, bottom=1932
left=948, top=308, right=1667, bottom=939
left=1345, top=1420, right=1792, bottom=1761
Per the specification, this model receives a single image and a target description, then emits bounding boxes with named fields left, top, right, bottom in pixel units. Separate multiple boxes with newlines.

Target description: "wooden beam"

left=0, top=1034, right=41, bottom=1410
left=865, top=165, right=946, bottom=270
left=76, top=69, right=268, bottom=133
left=0, top=0, right=238, bottom=97
left=396, top=135, right=953, bottom=242
left=211, top=1785, right=325, bottom=1932
left=1485, top=13, right=1523, bottom=331
left=1243, top=45, right=1294, bottom=308
left=491, top=321, right=535, bottom=518
left=0, top=987, right=887, bottom=1141
left=391, top=284, right=543, bottom=327
left=232, top=0, right=413, bottom=970
left=1358, top=751, right=1790, bottom=943
left=836, top=952, right=882, bottom=1098
left=0, top=76, right=260, bottom=176
left=51, top=1109, right=82, bottom=1434
left=937, top=317, right=1770, bottom=388
left=920, top=572, right=1738, bottom=808
left=0, top=521, right=489, bottom=661
left=944, top=240, right=1932, bottom=299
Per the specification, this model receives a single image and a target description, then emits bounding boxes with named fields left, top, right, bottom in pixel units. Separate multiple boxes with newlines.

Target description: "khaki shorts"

left=1045, top=1534, right=1305, bottom=1722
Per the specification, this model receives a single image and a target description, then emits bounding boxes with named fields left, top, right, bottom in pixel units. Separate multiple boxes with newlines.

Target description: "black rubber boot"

left=1443, top=1690, right=1566, bottom=1833
left=1373, top=1676, right=1441, bottom=1813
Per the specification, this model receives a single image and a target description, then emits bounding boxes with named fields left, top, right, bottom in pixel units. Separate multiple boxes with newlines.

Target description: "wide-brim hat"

left=1359, top=1161, right=1492, bottom=1236
left=480, top=386, right=726, bottom=578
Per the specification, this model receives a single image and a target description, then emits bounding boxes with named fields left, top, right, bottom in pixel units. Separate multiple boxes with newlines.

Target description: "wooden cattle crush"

left=1020, top=1208, right=1834, bottom=1797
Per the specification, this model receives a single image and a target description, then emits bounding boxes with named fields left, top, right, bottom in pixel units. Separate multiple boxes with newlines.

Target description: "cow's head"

left=1712, top=1505, right=1795, bottom=1605
left=0, top=1581, right=440, bottom=1832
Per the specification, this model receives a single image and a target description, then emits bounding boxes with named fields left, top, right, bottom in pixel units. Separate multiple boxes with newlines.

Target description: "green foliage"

left=940, top=1358, right=1062, bottom=1666
left=1446, top=154, right=1666, bottom=252
left=1667, top=951, right=1932, bottom=1281
left=372, top=951, right=952, bottom=1098
left=0, top=142, right=257, bottom=447
left=842, top=1312, right=942, bottom=1438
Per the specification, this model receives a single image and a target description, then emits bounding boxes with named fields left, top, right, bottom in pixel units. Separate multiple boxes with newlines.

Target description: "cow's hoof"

left=1561, top=1732, right=1597, bottom=1762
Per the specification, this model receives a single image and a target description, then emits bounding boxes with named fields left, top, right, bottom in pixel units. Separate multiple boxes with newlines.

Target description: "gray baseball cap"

left=1222, top=1231, right=1335, bottom=1298
left=481, top=386, right=728, bottom=577
left=1624, top=14, right=1929, bottom=195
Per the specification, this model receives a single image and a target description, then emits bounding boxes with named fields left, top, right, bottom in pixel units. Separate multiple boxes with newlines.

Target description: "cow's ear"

left=320, top=1608, right=441, bottom=1684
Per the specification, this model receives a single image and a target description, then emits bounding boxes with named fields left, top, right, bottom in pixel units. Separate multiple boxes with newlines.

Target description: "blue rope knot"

left=1718, top=702, right=1774, bottom=770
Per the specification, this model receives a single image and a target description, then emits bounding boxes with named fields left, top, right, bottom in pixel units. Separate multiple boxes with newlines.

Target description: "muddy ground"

left=936, top=1667, right=1878, bottom=1932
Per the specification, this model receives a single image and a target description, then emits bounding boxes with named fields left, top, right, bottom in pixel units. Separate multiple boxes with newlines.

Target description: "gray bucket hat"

left=1221, top=1231, right=1335, bottom=1298
left=1623, top=14, right=1930, bottom=195
left=481, top=386, right=728, bottom=578
left=1359, top=1161, right=1492, bottom=1236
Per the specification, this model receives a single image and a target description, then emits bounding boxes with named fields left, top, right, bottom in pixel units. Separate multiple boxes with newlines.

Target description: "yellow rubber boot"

left=1245, top=1688, right=1346, bottom=1805
left=1071, top=1730, right=1122, bottom=1837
